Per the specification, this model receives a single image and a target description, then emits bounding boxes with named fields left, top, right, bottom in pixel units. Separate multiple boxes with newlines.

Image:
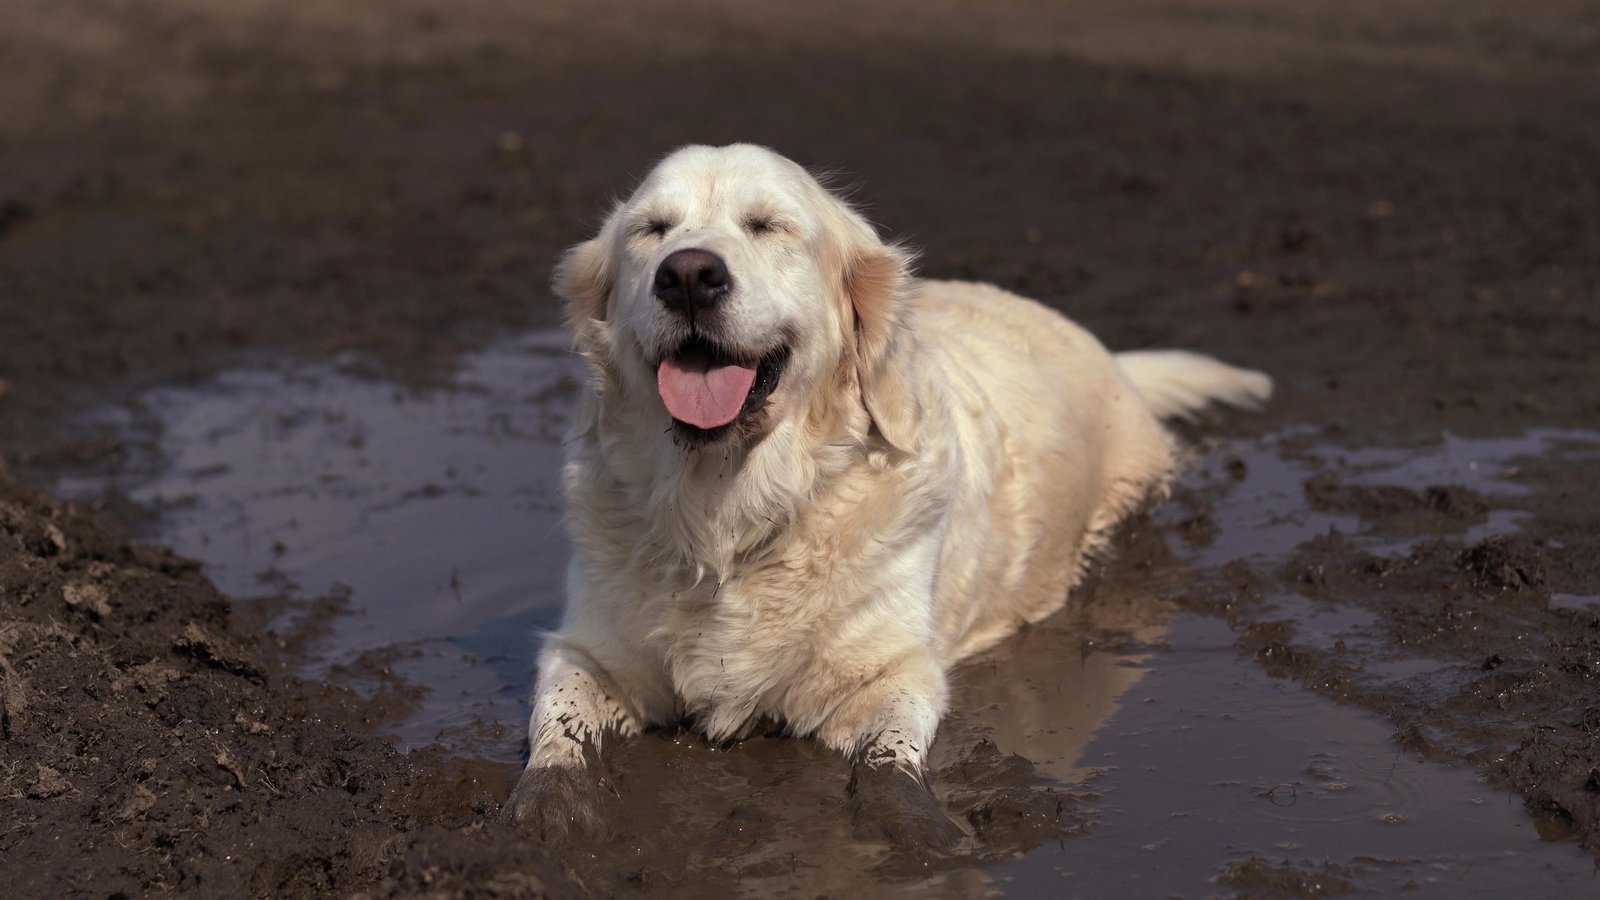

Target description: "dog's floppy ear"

left=552, top=221, right=621, bottom=417
left=552, top=235, right=613, bottom=327
left=844, top=235, right=920, bottom=453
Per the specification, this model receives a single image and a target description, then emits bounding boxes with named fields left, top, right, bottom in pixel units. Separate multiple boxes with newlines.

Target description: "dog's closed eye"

left=743, top=213, right=788, bottom=237
left=630, top=217, right=676, bottom=240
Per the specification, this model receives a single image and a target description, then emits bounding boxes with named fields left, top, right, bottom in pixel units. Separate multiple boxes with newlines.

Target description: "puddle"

left=988, top=615, right=1589, bottom=897
left=56, top=330, right=582, bottom=759
left=1551, top=593, right=1600, bottom=613
left=49, top=336, right=1600, bottom=894
left=1167, top=425, right=1600, bottom=567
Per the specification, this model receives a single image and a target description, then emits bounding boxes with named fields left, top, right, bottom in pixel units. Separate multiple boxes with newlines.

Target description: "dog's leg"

left=817, top=652, right=968, bottom=853
left=502, top=640, right=639, bottom=841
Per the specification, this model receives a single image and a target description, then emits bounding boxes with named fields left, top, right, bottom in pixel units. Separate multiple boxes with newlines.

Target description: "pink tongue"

left=657, top=357, right=758, bottom=429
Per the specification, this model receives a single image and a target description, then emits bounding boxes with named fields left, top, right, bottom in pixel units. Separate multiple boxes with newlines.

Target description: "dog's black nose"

left=654, top=249, right=730, bottom=314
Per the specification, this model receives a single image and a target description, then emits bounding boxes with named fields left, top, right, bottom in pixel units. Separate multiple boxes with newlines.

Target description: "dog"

left=505, top=144, right=1270, bottom=846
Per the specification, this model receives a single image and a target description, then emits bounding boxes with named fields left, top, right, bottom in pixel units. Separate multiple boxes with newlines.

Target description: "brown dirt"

left=2, top=0, right=1599, bottom=896
left=0, top=469, right=573, bottom=896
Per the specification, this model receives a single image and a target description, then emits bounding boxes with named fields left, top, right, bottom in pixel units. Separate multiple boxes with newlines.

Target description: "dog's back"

left=909, top=279, right=1270, bottom=660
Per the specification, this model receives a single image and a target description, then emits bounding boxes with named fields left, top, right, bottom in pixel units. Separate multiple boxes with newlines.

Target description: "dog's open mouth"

left=656, top=334, right=787, bottom=438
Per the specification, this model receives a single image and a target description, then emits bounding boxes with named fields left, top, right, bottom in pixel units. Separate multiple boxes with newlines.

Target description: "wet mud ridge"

left=1161, top=428, right=1600, bottom=857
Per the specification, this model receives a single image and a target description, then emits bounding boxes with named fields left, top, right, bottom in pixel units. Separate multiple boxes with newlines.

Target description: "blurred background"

left=3, top=0, right=1597, bottom=457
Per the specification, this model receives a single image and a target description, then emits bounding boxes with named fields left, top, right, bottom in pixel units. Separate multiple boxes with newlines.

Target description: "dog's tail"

left=1115, top=350, right=1273, bottom=421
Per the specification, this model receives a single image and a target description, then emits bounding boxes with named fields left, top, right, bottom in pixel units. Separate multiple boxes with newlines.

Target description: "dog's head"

left=555, top=144, right=917, bottom=453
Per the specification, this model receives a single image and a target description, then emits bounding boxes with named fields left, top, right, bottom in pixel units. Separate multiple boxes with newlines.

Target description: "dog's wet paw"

left=501, top=764, right=613, bottom=843
left=847, top=763, right=967, bottom=855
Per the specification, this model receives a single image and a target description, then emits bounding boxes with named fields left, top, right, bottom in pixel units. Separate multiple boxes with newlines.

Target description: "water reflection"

left=946, top=582, right=1170, bottom=784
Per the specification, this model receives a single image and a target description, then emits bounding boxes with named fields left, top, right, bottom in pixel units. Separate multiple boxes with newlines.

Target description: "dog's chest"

left=658, top=571, right=835, bottom=740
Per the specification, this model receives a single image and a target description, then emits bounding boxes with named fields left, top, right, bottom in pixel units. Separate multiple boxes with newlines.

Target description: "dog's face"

left=556, top=144, right=915, bottom=450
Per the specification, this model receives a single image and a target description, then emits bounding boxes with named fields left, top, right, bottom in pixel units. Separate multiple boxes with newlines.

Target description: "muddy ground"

left=2, top=1, right=1599, bottom=896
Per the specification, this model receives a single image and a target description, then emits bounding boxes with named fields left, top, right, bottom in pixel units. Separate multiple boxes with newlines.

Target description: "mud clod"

left=1218, top=856, right=1358, bottom=897
left=25, top=765, right=69, bottom=800
left=172, top=621, right=264, bottom=680
left=942, top=740, right=1085, bottom=848
left=62, top=580, right=112, bottom=618
left=1460, top=537, right=1547, bottom=592
left=1503, top=727, right=1600, bottom=855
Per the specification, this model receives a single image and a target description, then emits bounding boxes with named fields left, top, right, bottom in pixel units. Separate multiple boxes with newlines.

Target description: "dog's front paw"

left=847, top=763, right=967, bottom=855
left=501, top=764, right=614, bottom=843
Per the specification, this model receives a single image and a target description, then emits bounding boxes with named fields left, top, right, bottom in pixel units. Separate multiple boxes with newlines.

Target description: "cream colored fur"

left=519, top=144, right=1271, bottom=784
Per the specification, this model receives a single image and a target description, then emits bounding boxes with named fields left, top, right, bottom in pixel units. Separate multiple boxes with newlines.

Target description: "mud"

left=4, top=1, right=1600, bottom=897
left=0, top=470, right=572, bottom=896
left=1161, top=427, right=1600, bottom=864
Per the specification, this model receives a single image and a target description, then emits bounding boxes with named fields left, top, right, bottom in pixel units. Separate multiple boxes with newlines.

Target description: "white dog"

left=506, top=144, right=1270, bottom=846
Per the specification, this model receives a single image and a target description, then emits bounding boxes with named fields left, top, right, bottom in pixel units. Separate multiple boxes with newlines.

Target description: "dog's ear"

left=844, top=238, right=919, bottom=453
left=552, top=228, right=620, bottom=424
left=552, top=234, right=614, bottom=327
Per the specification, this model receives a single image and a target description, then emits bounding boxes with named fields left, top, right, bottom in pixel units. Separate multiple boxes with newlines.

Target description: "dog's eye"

left=631, top=218, right=673, bottom=240
left=744, top=215, right=777, bottom=236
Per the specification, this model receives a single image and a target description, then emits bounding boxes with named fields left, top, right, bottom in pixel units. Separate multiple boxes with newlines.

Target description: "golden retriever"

left=505, top=144, right=1270, bottom=846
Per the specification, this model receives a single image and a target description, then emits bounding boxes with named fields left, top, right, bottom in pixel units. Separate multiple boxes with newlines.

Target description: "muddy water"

left=54, top=334, right=1598, bottom=895
left=983, top=615, right=1585, bottom=896
left=56, top=330, right=582, bottom=759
